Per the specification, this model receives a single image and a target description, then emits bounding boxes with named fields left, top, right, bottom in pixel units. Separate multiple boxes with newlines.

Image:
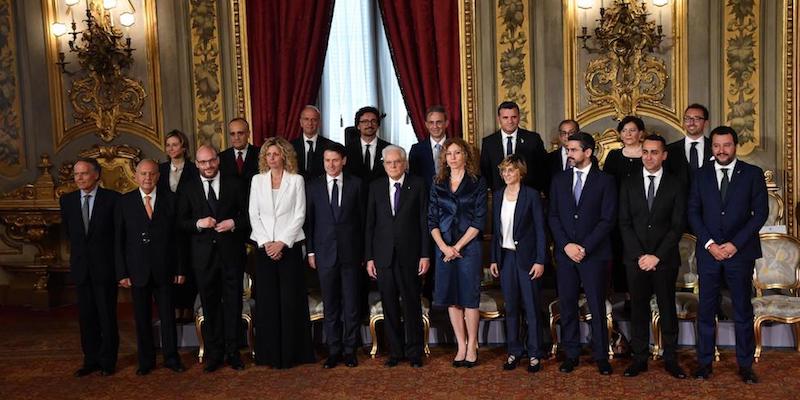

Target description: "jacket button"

left=647, top=225, right=652, bottom=229
left=514, top=241, right=519, bottom=245
left=573, top=214, right=578, bottom=219
left=721, top=211, right=725, bottom=216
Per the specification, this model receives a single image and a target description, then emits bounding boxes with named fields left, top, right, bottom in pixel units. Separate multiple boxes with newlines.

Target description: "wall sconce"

left=576, top=0, right=670, bottom=53
left=49, top=0, right=145, bottom=143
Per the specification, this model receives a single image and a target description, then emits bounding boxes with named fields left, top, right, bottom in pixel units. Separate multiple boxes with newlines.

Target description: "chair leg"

left=550, top=315, right=559, bottom=357
left=754, top=318, right=764, bottom=363
left=369, top=315, right=382, bottom=358
left=195, top=316, right=205, bottom=364
left=793, top=321, right=800, bottom=353
left=243, top=314, right=255, bottom=359
left=651, top=313, right=661, bottom=361
left=714, top=317, right=720, bottom=362
left=606, top=313, right=614, bottom=360
left=423, top=315, right=431, bottom=357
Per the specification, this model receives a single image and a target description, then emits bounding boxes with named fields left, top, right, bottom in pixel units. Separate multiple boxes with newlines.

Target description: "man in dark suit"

left=409, top=105, right=449, bottom=189
left=688, top=126, right=768, bottom=384
left=365, top=145, right=430, bottom=368
left=544, top=119, right=579, bottom=190
left=59, top=158, right=120, bottom=377
left=305, top=143, right=365, bottom=369
left=480, top=101, right=547, bottom=192
left=345, top=106, right=392, bottom=184
left=291, top=105, right=335, bottom=180
left=548, top=132, right=616, bottom=375
left=115, top=159, right=186, bottom=375
left=178, top=145, right=250, bottom=372
left=219, top=118, right=260, bottom=191
left=665, top=104, right=713, bottom=185
left=618, top=135, right=687, bottom=379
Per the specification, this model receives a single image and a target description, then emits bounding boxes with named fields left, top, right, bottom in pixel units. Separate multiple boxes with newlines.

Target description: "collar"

left=430, top=136, right=446, bottom=149
left=326, top=173, right=342, bottom=184
left=202, top=171, right=220, bottom=183
left=642, top=167, right=664, bottom=179
left=303, top=133, right=319, bottom=143
left=81, top=185, right=99, bottom=198
left=501, top=128, right=519, bottom=139
left=714, top=158, right=737, bottom=173
left=170, top=160, right=185, bottom=172
left=573, top=162, right=592, bottom=176
left=686, top=136, right=704, bottom=144
left=389, top=174, right=405, bottom=187
left=361, top=136, right=377, bottom=146
left=139, top=187, right=156, bottom=202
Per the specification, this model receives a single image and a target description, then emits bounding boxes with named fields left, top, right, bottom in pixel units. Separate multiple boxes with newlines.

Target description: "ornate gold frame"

left=785, top=0, right=798, bottom=236
left=459, top=0, right=478, bottom=146
left=0, top=0, right=24, bottom=178
left=494, top=0, right=533, bottom=128
left=229, top=0, right=252, bottom=125
left=188, top=0, right=226, bottom=149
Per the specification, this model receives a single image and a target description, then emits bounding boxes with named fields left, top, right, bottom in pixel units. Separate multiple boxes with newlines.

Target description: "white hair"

left=382, top=145, right=406, bottom=160
left=302, top=105, right=321, bottom=117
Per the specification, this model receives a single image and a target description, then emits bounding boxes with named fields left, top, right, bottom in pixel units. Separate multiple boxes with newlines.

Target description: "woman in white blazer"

left=249, top=137, right=314, bottom=368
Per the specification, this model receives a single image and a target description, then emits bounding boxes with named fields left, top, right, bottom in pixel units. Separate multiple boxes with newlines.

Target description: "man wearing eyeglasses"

left=344, top=106, right=392, bottom=184
left=544, top=119, right=579, bottom=193
left=665, top=104, right=713, bottom=185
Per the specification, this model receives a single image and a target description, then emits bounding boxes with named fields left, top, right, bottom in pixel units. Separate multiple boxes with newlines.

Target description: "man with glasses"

left=291, top=105, right=336, bottom=180
left=665, top=104, right=713, bottom=185
left=544, top=119, right=580, bottom=193
left=409, top=105, right=449, bottom=189
left=219, top=118, right=260, bottom=193
left=345, top=106, right=392, bottom=184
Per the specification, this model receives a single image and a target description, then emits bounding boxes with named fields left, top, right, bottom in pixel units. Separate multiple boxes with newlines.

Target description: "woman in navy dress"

left=489, top=155, right=547, bottom=373
left=428, top=137, right=487, bottom=368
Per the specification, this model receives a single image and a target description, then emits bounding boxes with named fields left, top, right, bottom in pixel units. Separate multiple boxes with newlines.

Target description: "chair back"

left=243, top=272, right=253, bottom=300
left=676, top=233, right=698, bottom=290
left=754, top=233, right=800, bottom=296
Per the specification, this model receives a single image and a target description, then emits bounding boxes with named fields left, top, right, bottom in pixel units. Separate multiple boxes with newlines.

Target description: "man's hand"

left=119, top=278, right=131, bottom=288
left=489, top=263, right=499, bottom=278
left=564, top=243, right=585, bottom=263
left=418, top=258, right=430, bottom=276
left=708, top=243, right=727, bottom=261
left=529, top=263, right=544, bottom=280
left=638, top=255, right=660, bottom=271
left=214, top=219, right=235, bottom=232
left=308, top=254, right=317, bottom=269
left=719, top=242, right=738, bottom=259
left=197, top=217, right=216, bottom=229
left=366, top=260, right=377, bottom=279
left=174, top=275, right=186, bottom=285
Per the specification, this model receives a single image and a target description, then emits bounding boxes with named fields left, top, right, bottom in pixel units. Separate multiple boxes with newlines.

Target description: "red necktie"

left=236, top=151, right=244, bottom=174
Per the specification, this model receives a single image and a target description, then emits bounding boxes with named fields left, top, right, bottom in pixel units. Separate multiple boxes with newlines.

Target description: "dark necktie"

left=236, top=151, right=244, bottom=175
left=330, top=178, right=340, bottom=220
left=306, top=140, right=314, bottom=171
left=82, top=194, right=91, bottom=234
left=364, top=144, right=372, bottom=171
left=689, top=142, right=699, bottom=170
left=393, top=182, right=401, bottom=215
left=573, top=171, right=583, bottom=205
left=506, top=136, right=513, bottom=156
left=206, top=179, right=218, bottom=216
left=720, top=168, right=729, bottom=201
left=647, top=175, right=656, bottom=210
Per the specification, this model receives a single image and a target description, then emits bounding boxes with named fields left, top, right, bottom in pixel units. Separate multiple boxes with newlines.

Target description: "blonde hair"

left=258, top=137, right=298, bottom=174
left=497, top=154, right=527, bottom=179
left=434, top=137, right=480, bottom=184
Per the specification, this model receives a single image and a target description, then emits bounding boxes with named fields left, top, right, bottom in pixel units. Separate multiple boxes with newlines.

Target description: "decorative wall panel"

left=189, top=0, right=225, bottom=149
left=724, top=0, right=761, bottom=155
left=0, top=0, right=24, bottom=178
left=495, top=0, right=533, bottom=127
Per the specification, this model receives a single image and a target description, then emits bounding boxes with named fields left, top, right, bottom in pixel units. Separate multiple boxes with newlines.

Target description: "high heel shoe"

left=463, top=350, right=478, bottom=368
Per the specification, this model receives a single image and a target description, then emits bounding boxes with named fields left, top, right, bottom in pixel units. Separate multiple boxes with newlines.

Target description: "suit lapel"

left=512, top=186, right=526, bottom=239
left=87, top=188, right=103, bottom=237
left=723, top=162, right=745, bottom=205
left=576, top=168, right=597, bottom=209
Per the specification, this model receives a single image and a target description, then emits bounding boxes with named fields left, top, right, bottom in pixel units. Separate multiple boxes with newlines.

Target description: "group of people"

left=60, top=101, right=768, bottom=385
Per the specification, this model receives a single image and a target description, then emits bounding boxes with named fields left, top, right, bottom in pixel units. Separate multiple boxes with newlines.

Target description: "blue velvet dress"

left=428, top=175, right=488, bottom=308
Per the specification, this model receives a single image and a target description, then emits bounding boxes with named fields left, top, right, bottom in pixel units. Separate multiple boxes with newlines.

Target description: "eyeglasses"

left=559, top=130, right=577, bottom=136
left=358, top=119, right=378, bottom=125
left=196, top=158, right=218, bottom=166
left=683, top=116, right=706, bottom=123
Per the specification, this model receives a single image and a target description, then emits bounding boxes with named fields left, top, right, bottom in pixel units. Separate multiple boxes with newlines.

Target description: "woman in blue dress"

left=428, top=137, right=487, bottom=368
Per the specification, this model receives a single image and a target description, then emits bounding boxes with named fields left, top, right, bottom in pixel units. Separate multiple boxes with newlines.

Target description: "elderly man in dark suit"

left=689, top=126, right=768, bottom=384
left=409, top=105, right=449, bottom=189
left=480, top=101, right=547, bottom=192
left=345, top=106, right=392, bottom=184
left=305, top=142, right=365, bottom=369
left=618, top=135, right=687, bottom=379
left=365, top=145, right=430, bottom=368
left=60, top=158, right=120, bottom=377
left=115, top=159, right=186, bottom=375
left=178, top=145, right=250, bottom=372
left=548, top=132, right=617, bottom=375
left=291, top=105, right=335, bottom=180
left=219, top=118, right=260, bottom=191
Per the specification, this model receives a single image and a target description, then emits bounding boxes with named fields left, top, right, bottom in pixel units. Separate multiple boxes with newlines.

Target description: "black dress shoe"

left=502, top=354, right=519, bottom=371
left=409, top=357, right=423, bottom=368
left=384, top=357, right=400, bottom=367
left=527, top=358, right=542, bottom=373
left=452, top=359, right=465, bottom=368
left=135, top=367, right=152, bottom=376
left=344, top=354, right=358, bottom=368
left=203, top=360, right=223, bottom=373
left=227, top=355, right=245, bottom=371
left=664, top=361, right=687, bottom=379
left=692, top=364, right=713, bottom=379
left=739, top=367, right=758, bottom=384
left=165, top=362, right=186, bottom=373
left=559, top=358, right=579, bottom=373
left=99, top=368, right=115, bottom=377
left=323, top=355, right=341, bottom=369
left=597, top=359, right=613, bottom=375
left=74, top=366, right=99, bottom=377
left=623, top=361, right=647, bottom=377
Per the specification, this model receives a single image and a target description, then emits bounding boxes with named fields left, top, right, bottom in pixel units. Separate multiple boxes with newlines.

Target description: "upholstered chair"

left=367, top=291, right=430, bottom=358
left=194, top=272, right=255, bottom=362
left=548, top=295, right=614, bottom=359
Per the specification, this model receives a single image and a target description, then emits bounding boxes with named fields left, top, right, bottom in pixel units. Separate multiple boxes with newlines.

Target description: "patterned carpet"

left=1, top=305, right=798, bottom=400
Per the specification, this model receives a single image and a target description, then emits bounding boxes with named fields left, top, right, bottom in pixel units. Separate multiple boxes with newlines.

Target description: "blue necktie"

left=330, top=178, right=340, bottom=221
left=434, top=143, right=442, bottom=174
left=393, top=182, right=401, bottom=215
left=506, top=136, right=513, bottom=156
left=573, top=171, right=583, bottom=205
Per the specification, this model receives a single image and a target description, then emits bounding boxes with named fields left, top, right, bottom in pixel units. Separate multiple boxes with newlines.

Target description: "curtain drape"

left=378, top=0, right=462, bottom=141
left=246, top=0, right=335, bottom=144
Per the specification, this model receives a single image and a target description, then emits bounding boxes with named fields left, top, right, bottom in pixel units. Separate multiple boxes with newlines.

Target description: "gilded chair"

left=195, top=272, right=255, bottom=363
left=548, top=295, right=614, bottom=359
left=308, top=290, right=324, bottom=323
left=367, top=291, right=430, bottom=358
left=764, top=170, right=785, bottom=226
left=752, top=233, right=800, bottom=362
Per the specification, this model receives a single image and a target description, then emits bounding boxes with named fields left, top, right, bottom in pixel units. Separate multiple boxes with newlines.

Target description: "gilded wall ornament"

left=189, top=0, right=226, bottom=149
left=0, top=0, right=24, bottom=177
left=724, top=0, right=760, bottom=155
left=495, top=0, right=532, bottom=126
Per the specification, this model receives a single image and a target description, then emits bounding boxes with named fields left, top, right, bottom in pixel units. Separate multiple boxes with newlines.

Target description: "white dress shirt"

left=81, top=185, right=99, bottom=218
left=501, top=128, right=518, bottom=154
left=572, top=162, right=592, bottom=188
left=201, top=172, right=220, bottom=199
left=361, top=137, right=378, bottom=169
left=139, top=187, right=156, bottom=209
left=169, top=161, right=184, bottom=192
left=389, top=174, right=405, bottom=216
left=684, top=138, right=706, bottom=168
left=560, top=147, right=569, bottom=171
left=642, top=167, right=663, bottom=195
left=303, top=134, right=319, bottom=152
left=500, top=196, right=517, bottom=250
left=326, top=174, right=343, bottom=206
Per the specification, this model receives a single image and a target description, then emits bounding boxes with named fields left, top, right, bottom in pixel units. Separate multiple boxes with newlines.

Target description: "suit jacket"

left=365, top=174, right=431, bottom=269
left=114, top=188, right=180, bottom=286
left=178, top=173, right=250, bottom=270
left=548, top=166, right=617, bottom=263
left=305, top=173, right=365, bottom=269
left=618, top=169, right=686, bottom=268
left=60, top=187, right=120, bottom=285
left=344, top=137, right=391, bottom=183
left=490, top=186, right=547, bottom=270
left=427, top=175, right=488, bottom=244
left=480, top=128, right=547, bottom=192
left=544, top=147, right=566, bottom=195
left=688, top=160, right=768, bottom=264
left=664, top=137, right=712, bottom=185
left=248, top=170, right=306, bottom=248
left=291, top=135, right=336, bottom=180
left=408, top=138, right=438, bottom=189
left=219, top=144, right=260, bottom=190
left=157, top=160, right=198, bottom=194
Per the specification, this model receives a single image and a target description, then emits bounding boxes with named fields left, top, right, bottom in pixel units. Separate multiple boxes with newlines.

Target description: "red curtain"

left=246, top=0, right=335, bottom=144
left=378, top=0, right=462, bottom=141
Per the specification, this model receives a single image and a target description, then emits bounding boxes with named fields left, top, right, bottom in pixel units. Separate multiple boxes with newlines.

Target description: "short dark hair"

left=497, top=101, right=520, bottom=115
left=617, top=116, right=645, bottom=132
left=76, top=158, right=102, bottom=177
left=567, top=132, right=595, bottom=154
left=425, top=105, right=447, bottom=120
left=643, top=134, right=667, bottom=150
left=685, top=103, right=709, bottom=120
left=354, top=106, right=382, bottom=127
left=228, top=117, right=250, bottom=131
left=709, top=125, right=739, bottom=145
left=322, top=142, right=347, bottom=159
left=558, top=119, right=580, bottom=132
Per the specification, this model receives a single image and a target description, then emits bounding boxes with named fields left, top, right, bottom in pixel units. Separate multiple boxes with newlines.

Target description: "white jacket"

left=249, top=170, right=306, bottom=248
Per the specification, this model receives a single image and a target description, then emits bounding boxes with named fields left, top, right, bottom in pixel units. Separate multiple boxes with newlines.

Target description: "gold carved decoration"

left=784, top=0, right=796, bottom=235
left=724, top=0, right=761, bottom=155
left=229, top=0, right=252, bottom=125
left=495, top=0, right=533, bottom=127
left=0, top=0, right=24, bottom=178
left=593, top=129, right=623, bottom=168
left=189, top=0, right=226, bottom=149
left=459, top=0, right=478, bottom=146
left=56, top=144, right=142, bottom=196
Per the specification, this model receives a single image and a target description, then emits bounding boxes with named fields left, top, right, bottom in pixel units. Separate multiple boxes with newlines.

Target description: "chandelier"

left=50, top=0, right=145, bottom=142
